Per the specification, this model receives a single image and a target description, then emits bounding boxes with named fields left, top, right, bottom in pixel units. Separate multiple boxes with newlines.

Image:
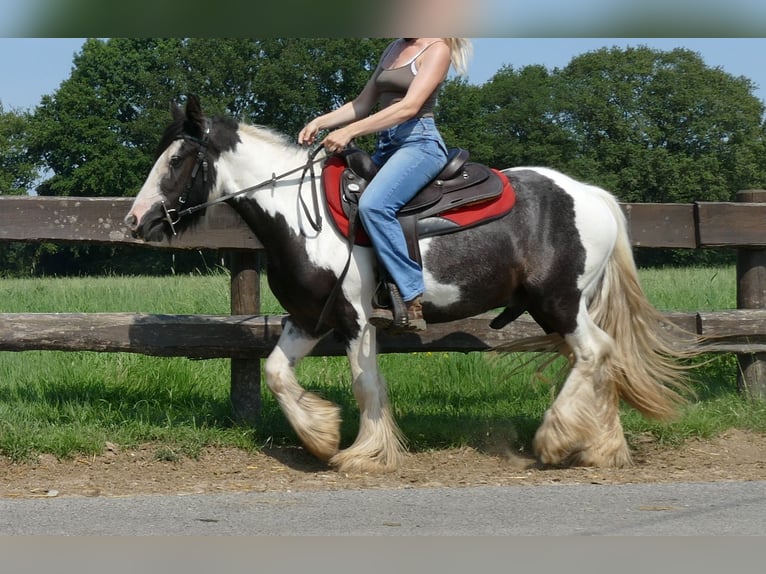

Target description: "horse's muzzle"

left=124, top=213, right=139, bottom=232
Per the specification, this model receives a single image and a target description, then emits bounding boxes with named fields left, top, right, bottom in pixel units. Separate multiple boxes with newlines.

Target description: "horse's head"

left=124, top=94, right=239, bottom=242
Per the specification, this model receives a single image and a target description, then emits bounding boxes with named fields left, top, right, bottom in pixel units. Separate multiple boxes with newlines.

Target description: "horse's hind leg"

left=264, top=319, right=342, bottom=462
left=533, top=303, right=632, bottom=467
left=329, top=326, right=406, bottom=473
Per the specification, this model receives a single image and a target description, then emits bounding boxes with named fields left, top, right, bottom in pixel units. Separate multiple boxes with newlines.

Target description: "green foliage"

left=0, top=105, right=40, bottom=193
left=552, top=46, right=766, bottom=202
left=441, top=65, right=578, bottom=169
left=24, top=38, right=389, bottom=200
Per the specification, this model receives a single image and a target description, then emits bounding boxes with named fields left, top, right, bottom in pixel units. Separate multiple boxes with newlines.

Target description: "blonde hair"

left=444, top=38, right=472, bottom=77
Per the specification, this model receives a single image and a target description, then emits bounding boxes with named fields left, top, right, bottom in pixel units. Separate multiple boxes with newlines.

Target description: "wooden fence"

left=2, top=191, right=766, bottom=420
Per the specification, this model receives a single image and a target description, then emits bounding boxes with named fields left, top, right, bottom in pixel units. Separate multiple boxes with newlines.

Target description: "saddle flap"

left=399, top=162, right=496, bottom=217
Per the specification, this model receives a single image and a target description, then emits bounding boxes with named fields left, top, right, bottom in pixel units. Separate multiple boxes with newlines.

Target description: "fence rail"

left=2, top=310, right=766, bottom=357
left=2, top=192, right=766, bottom=417
left=3, top=195, right=766, bottom=249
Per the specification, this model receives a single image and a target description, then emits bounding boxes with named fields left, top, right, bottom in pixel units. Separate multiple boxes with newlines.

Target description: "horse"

left=124, top=95, right=697, bottom=473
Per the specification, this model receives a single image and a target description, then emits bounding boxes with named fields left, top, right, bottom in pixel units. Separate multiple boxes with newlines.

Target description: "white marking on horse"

left=127, top=140, right=183, bottom=224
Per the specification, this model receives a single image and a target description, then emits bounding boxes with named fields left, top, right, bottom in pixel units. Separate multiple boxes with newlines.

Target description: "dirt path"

left=1, top=429, right=764, bottom=499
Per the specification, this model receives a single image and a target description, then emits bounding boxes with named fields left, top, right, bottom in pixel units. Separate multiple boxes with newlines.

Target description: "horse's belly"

left=420, top=233, right=520, bottom=323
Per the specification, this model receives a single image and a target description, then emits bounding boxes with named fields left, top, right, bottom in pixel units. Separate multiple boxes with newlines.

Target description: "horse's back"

left=420, top=166, right=621, bottom=326
left=503, top=166, right=621, bottom=251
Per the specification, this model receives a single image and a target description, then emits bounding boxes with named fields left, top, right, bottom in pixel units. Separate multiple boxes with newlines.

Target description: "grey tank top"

left=373, top=41, right=444, bottom=118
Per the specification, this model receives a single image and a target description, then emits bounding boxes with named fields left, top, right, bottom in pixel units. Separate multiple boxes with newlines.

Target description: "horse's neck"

left=225, top=129, right=331, bottom=251
left=224, top=130, right=310, bottom=194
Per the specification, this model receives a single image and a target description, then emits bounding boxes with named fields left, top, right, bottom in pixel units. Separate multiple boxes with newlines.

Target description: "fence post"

left=229, top=251, right=262, bottom=423
left=736, top=189, right=766, bottom=400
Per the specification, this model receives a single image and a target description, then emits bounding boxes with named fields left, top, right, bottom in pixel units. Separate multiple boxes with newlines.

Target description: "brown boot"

left=403, top=296, right=427, bottom=332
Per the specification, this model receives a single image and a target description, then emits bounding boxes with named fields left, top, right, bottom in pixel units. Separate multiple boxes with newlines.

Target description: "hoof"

left=329, top=449, right=403, bottom=474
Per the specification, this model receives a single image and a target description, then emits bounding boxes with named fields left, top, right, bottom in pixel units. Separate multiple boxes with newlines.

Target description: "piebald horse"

left=125, top=95, right=695, bottom=472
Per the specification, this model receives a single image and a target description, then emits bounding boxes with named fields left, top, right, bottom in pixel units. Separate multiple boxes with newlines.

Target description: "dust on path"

left=1, top=429, right=764, bottom=499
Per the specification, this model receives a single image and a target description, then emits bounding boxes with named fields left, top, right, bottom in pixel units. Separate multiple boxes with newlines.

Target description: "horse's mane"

left=238, top=123, right=303, bottom=154
left=155, top=110, right=305, bottom=164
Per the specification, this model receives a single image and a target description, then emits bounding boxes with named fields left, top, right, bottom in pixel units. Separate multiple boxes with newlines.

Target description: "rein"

left=161, top=142, right=326, bottom=236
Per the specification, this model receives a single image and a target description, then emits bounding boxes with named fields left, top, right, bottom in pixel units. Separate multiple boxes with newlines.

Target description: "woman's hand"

left=298, top=119, right=321, bottom=146
left=320, top=127, right=354, bottom=153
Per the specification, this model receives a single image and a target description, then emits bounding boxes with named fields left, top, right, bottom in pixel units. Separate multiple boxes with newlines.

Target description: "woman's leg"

left=359, top=138, right=446, bottom=303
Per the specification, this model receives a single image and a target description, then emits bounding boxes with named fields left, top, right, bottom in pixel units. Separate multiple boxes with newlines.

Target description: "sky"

left=1, top=38, right=766, bottom=112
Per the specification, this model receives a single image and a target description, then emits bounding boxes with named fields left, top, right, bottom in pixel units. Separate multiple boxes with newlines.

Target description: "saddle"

left=317, top=147, right=516, bottom=330
left=323, top=147, right=516, bottom=266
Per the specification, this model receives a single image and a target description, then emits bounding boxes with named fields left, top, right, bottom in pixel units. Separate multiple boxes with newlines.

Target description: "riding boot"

left=404, top=295, right=427, bottom=331
left=369, top=281, right=400, bottom=329
left=382, top=284, right=427, bottom=332
left=368, top=273, right=427, bottom=332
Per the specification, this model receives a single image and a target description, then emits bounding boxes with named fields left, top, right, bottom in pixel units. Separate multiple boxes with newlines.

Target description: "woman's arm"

left=297, top=41, right=398, bottom=146
left=320, top=41, right=451, bottom=152
left=297, top=75, right=380, bottom=145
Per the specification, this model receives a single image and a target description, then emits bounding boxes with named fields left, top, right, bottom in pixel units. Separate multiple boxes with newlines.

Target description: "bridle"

left=160, top=124, right=211, bottom=235
left=160, top=128, right=326, bottom=237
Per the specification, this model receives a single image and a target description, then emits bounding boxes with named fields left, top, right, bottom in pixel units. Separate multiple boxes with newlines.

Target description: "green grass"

left=0, top=266, right=764, bottom=462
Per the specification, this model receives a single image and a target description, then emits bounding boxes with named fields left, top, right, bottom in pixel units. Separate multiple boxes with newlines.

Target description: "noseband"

left=161, top=132, right=325, bottom=236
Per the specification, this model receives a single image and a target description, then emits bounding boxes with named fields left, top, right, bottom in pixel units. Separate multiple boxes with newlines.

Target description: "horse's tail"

left=588, top=194, right=698, bottom=420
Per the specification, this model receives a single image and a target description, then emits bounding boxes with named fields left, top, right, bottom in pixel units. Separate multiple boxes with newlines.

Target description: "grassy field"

left=0, top=266, right=764, bottom=462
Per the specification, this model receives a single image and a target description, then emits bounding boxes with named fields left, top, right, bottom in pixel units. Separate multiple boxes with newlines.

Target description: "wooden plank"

left=0, top=312, right=548, bottom=358
left=698, top=309, right=766, bottom=337
left=5, top=196, right=766, bottom=250
left=9, top=196, right=766, bottom=250
left=620, top=203, right=697, bottom=248
left=0, top=313, right=284, bottom=358
left=696, top=202, right=766, bottom=247
left=5, top=310, right=766, bottom=358
left=0, top=196, right=262, bottom=250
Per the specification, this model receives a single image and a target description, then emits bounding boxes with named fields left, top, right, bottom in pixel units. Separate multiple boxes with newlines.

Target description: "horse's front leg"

left=264, top=319, right=342, bottom=462
left=329, top=323, right=406, bottom=473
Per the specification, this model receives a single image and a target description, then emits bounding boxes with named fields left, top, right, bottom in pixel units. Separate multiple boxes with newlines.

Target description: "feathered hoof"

left=329, top=447, right=404, bottom=474
left=534, top=435, right=633, bottom=468
left=291, top=393, right=343, bottom=462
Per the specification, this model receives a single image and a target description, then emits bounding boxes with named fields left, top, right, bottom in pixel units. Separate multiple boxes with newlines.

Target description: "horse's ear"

left=170, top=100, right=184, bottom=121
left=185, top=94, right=203, bottom=124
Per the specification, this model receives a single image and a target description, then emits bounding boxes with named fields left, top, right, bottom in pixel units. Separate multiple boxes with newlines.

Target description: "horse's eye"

left=170, top=155, right=182, bottom=168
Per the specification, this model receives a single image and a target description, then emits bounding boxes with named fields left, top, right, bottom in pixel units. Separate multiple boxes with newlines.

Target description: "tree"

left=0, top=105, right=46, bottom=274
left=0, top=105, right=40, bottom=194
left=14, top=38, right=393, bottom=275
left=26, top=38, right=391, bottom=199
left=473, top=64, right=577, bottom=169
left=243, top=38, right=388, bottom=139
left=436, top=78, right=495, bottom=164
left=27, top=38, right=181, bottom=197
left=553, top=46, right=766, bottom=203
left=12, top=40, right=766, bottom=274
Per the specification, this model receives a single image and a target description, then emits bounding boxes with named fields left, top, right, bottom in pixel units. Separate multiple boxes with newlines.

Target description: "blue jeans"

left=358, top=117, right=448, bottom=302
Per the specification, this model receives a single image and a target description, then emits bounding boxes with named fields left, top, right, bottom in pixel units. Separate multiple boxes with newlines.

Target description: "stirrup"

left=369, top=306, right=394, bottom=328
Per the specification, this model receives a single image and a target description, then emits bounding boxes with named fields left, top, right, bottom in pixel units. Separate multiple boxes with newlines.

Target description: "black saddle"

left=336, top=147, right=505, bottom=262
left=342, top=146, right=470, bottom=188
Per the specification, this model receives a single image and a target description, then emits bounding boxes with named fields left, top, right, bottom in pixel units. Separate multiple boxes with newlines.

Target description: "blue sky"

left=1, top=38, right=765, bottom=111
